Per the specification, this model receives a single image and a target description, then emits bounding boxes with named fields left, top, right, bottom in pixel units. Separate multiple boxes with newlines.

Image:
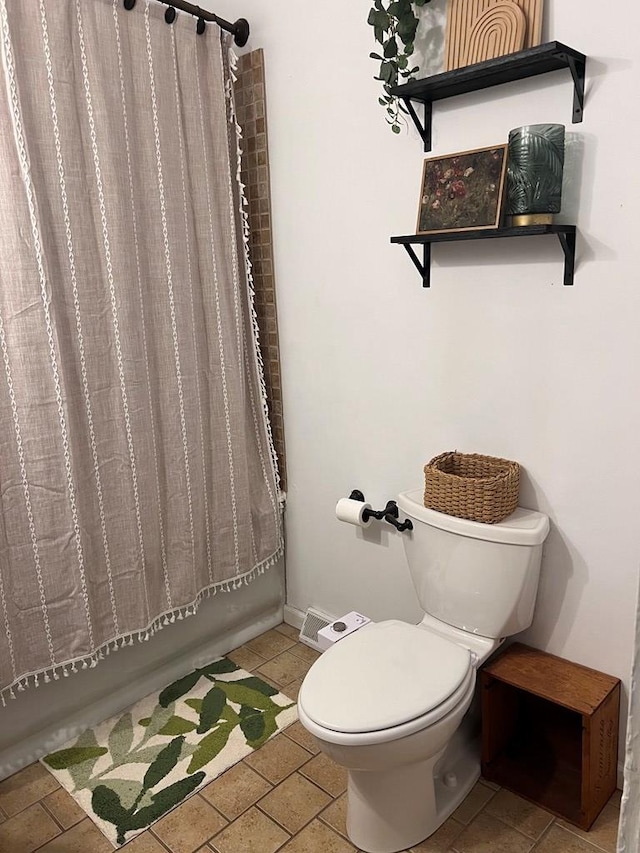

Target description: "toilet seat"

left=299, top=665, right=475, bottom=747
left=298, top=620, right=473, bottom=744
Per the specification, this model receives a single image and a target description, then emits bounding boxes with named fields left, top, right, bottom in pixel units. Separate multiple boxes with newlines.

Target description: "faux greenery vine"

left=368, top=0, right=431, bottom=133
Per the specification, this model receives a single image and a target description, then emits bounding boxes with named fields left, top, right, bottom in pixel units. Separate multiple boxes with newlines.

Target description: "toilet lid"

left=299, top=620, right=471, bottom=734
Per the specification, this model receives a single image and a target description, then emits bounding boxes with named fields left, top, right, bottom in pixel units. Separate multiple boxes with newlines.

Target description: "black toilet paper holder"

left=349, top=490, right=413, bottom=533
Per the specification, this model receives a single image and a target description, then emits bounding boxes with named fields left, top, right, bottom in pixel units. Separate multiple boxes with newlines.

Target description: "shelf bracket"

left=403, top=243, right=431, bottom=287
left=557, top=230, right=576, bottom=286
left=402, top=98, right=432, bottom=152
left=564, top=54, right=586, bottom=123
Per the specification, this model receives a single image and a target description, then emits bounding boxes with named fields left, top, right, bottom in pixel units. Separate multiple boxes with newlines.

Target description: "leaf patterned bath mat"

left=41, top=658, right=297, bottom=847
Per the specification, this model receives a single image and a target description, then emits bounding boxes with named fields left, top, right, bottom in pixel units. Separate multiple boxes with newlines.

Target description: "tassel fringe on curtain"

left=0, top=0, right=283, bottom=704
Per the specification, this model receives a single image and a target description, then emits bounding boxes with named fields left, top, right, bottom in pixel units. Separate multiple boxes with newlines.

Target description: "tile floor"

left=0, top=622, right=622, bottom=853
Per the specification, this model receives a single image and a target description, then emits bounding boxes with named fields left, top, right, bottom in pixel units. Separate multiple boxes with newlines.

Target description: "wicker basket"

left=423, top=451, right=520, bottom=524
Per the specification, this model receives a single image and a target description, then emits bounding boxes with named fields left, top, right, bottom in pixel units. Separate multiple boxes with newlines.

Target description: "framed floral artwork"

left=416, top=145, right=508, bottom=235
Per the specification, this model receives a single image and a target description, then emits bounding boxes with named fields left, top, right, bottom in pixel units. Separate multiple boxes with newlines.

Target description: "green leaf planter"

left=506, top=123, right=566, bottom=217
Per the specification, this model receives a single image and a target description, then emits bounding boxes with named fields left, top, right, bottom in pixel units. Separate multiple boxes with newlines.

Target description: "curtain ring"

left=124, top=0, right=136, bottom=9
left=197, top=17, right=206, bottom=35
left=165, top=7, right=176, bottom=24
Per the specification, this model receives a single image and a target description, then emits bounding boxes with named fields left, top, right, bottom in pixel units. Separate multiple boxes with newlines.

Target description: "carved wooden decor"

left=446, top=0, right=544, bottom=71
left=462, top=3, right=526, bottom=67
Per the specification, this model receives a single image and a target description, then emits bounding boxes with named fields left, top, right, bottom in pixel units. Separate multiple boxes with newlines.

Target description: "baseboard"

left=283, top=603, right=340, bottom=634
left=283, top=603, right=305, bottom=630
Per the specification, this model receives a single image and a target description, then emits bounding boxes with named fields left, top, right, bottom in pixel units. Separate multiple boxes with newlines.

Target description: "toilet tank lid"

left=397, top=489, right=550, bottom=546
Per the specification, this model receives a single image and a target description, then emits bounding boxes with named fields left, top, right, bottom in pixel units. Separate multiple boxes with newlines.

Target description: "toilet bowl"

left=298, top=619, right=496, bottom=853
left=298, top=492, right=550, bottom=853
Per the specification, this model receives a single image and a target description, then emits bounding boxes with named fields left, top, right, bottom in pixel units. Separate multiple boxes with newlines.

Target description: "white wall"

left=208, top=0, right=640, bottom=737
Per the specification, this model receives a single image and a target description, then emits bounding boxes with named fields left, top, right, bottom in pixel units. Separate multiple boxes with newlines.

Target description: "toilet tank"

left=397, top=489, right=550, bottom=639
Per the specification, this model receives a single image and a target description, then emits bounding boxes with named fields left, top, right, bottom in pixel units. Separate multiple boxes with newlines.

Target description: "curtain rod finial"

left=233, top=18, right=249, bottom=47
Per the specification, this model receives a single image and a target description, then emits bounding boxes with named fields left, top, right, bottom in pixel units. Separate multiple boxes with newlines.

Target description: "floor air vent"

left=299, top=607, right=334, bottom=652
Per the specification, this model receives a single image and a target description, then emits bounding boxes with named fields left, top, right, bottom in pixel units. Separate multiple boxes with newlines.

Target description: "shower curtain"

left=618, top=578, right=640, bottom=852
left=0, top=0, right=282, bottom=703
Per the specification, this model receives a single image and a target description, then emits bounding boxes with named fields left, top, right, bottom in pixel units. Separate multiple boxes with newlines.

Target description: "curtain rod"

left=123, top=0, right=250, bottom=46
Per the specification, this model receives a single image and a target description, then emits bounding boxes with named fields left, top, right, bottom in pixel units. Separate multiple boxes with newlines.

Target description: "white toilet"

left=297, top=488, right=550, bottom=853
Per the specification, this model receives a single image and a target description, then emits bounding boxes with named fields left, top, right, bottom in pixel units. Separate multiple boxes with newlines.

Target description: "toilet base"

left=434, top=715, right=481, bottom=821
left=345, top=723, right=481, bottom=853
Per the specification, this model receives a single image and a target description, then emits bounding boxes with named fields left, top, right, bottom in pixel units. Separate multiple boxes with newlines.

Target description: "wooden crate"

left=481, top=643, right=620, bottom=829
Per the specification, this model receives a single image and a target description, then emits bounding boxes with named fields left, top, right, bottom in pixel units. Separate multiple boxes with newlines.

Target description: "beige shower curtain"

left=618, top=576, right=640, bottom=852
left=0, top=0, right=282, bottom=702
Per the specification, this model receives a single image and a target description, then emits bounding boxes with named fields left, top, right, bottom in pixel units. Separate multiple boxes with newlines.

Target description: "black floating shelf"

left=390, top=42, right=586, bottom=152
left=391, top=225, right=577, bottom=287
